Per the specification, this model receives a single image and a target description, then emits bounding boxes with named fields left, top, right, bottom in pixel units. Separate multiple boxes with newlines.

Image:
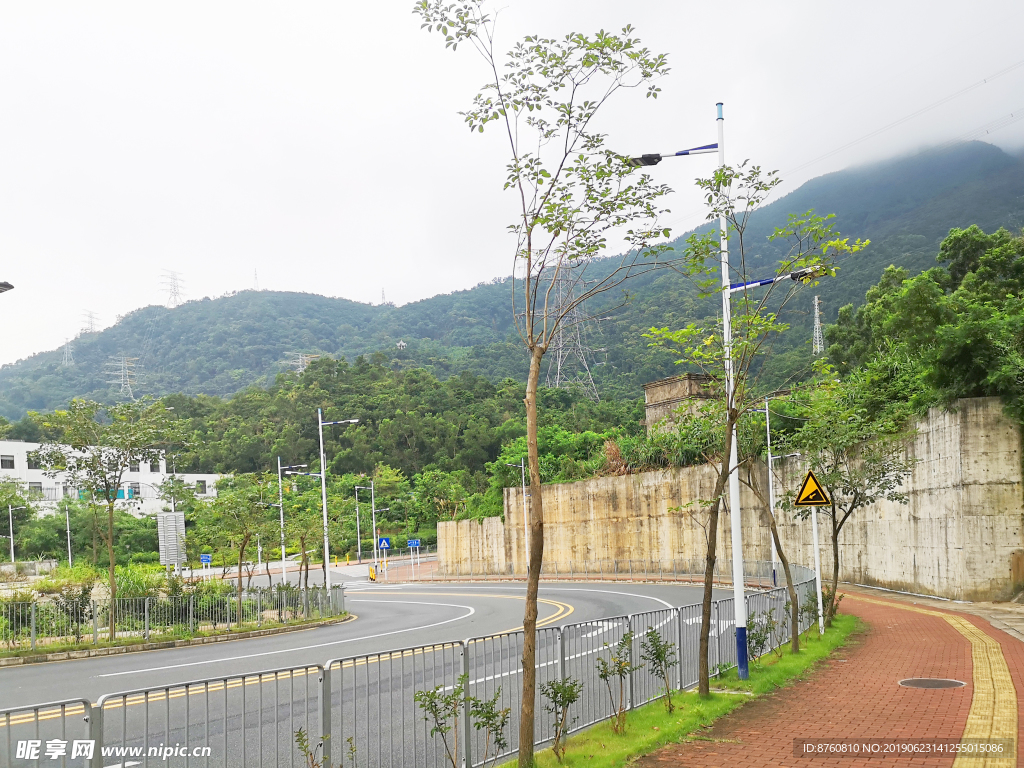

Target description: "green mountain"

left=2, top=141, right=1022, bottom=420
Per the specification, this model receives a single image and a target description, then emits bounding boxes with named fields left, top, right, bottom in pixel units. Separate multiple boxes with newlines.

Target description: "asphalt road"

left=0, top=578, right=740, bottom=767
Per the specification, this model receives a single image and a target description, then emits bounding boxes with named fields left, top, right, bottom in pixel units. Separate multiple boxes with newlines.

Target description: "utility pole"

left=717, top=102, right=749, bottom=680
left=65, top=502, right=73, bottom=565
left=61, top=338, right=74, bottom=367
left=506, top=459, right=529, bottom=574
left=316, top=412, right=359, bottom=589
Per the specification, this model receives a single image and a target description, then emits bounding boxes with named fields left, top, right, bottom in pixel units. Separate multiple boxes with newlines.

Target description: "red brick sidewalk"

left=634, top=592, right=1021, bottom=767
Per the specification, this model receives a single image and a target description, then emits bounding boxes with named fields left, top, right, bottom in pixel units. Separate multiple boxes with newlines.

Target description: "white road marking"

left=95, top=601, right=476, bottom=678
left=407, top=584, right=678, bottom=610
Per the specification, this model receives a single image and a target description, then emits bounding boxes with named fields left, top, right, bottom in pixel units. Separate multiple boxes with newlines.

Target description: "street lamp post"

left=277, top=459, right=308, bottom=585
left=64, top=502, right=73, bottom=565
left=6, top=505, right=25, bottom=563
left=316, top=412, right=359, bottom=590
left=506, top=459, right=529, bottom=574
left=357, top=483, right=379, bottom=570
left=354, top=486, right=368, bottom=563
left=627, top=105, right=827, bottom=680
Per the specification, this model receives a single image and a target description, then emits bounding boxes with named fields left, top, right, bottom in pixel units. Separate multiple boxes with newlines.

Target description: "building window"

left=28, top=482, right=42, bottom=493
left=150, top=460, right=161, bottom=472
left=128, top=462, right=140, bottom=473
left=129, top=482, right=141, bottom=499
left=27, top=455, right=41, bottom=470
left=0, top=455, right=13, bottom=470
left=195, top=480, right=207, bottom=495
left=63, top=485, right=75, bottom=498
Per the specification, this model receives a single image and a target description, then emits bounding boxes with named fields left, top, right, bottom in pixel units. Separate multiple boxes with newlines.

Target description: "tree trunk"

left=768, top=514, right=799, bottom=653
left=518, top=347, right=545, bottom=768
left=106, top=501, right=117, bottom=642
left=237, top=535, right=249, bottom=625
left=698, top=426, right=732, bottom=696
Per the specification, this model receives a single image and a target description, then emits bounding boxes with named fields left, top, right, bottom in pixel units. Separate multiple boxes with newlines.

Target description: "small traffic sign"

left=200, top=554, right=212, bottom=564
left=378, top=537, right=391, bottom=550
left=408, top=539, right=421, bottom=548
left=795, top=470, right=831, bottom=506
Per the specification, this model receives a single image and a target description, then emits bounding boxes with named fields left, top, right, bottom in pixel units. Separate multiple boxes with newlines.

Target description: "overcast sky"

left=2, top=1, right=1023, bottom=366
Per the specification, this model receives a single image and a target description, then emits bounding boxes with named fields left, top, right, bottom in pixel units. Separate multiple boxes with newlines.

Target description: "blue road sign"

left=408, top=539, right=421, bottom=548
left=200, top=554, right=212, bottom=564
left=378, top=537, right=391, bottom=550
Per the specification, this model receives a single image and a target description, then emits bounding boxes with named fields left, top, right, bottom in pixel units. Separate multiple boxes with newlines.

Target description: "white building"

left=0, top=439, right=220, bottom=517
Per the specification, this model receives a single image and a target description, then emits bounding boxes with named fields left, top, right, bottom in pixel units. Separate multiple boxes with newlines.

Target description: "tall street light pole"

left=355, top=483, right=379, bottom=570
left=317, top=411, right=359, bottom=590
left=7, top=505, right=25, bottom=563
left=626, top=103, right=753, bottom=676
left=354, top=486, right=368, bottom=563
left=277, top=458, right=307, bottom=585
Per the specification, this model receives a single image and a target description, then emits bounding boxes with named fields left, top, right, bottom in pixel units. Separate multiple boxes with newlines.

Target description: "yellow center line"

left=848, top=595, right=1017, bottom=768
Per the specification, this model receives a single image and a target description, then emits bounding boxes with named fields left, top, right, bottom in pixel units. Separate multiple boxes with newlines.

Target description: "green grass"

left=0, top=612, right=349, bottom=659
left=501, top=614, right=861, bottom=768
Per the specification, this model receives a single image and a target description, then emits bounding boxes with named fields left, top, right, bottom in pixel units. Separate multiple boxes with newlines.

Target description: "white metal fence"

left=0, top=587, right=344, bottom=651
left=0, top=563, right=817, bottom=767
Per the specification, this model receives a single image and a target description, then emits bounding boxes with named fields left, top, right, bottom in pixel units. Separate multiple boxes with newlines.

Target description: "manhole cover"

left=898, top=678, right=965, bottom=689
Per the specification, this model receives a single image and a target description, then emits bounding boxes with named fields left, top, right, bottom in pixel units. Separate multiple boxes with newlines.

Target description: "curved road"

left=0, top=580, right=728, bottom=710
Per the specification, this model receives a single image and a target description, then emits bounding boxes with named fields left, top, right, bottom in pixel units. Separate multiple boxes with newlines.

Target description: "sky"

left=2, top=1, right=1023, bottom=366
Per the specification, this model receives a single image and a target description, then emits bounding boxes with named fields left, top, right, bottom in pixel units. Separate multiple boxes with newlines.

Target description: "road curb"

left=0, top=613, right=356, bottom=669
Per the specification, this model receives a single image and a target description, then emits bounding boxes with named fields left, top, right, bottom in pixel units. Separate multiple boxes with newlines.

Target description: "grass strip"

left=504, top=613, right=859, bottom=767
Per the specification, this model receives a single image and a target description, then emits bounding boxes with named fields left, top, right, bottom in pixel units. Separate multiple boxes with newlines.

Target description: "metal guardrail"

left=1, top=564, right=817, bottom=767
left=0, top=588, right=344, bottom=652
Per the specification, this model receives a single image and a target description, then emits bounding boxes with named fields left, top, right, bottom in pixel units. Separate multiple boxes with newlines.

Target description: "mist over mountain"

left=2, top=141, right=1022, bottom=420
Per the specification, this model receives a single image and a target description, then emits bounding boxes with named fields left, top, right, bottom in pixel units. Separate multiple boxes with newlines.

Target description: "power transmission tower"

left=161, top=270, right=185, bottom=308
left=812, top=295, right=825, bottom=355
left=290, top=353, right=320, bottom=374
left=106, top=356, right=139, bottom=399
left=81, top=310, right=98, bottom=334
left=61, top=338, right=74, bottom=367
left=545, top=266, right=600, bottom=401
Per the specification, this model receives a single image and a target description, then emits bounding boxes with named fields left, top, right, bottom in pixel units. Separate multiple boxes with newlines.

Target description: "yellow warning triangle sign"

left=795, top=469, right=831, bottom=506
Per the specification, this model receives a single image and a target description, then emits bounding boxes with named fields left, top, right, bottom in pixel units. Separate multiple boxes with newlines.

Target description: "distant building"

left=642, top=373, right=714, bottom=434
left=0, top=439, right=220, bottom=517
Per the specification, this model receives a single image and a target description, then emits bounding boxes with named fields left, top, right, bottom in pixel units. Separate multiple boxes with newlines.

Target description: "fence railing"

left=0, top=587, right=345, bottom=652
left=1, top=562, right=818, bottom=767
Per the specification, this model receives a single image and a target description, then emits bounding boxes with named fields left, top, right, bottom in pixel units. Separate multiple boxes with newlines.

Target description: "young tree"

left=784, top=374, right=916, bottom=624
left=414, top=4, right=674, bottom=760
left=205, top=475, right=275, bottom=618
left=35, top=399, right=184, bottom=640
left=646, top=163, right=865, bottom=694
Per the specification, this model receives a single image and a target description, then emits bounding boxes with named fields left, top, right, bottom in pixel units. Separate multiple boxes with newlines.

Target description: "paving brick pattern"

left=634, top=594, right=986, bottom=767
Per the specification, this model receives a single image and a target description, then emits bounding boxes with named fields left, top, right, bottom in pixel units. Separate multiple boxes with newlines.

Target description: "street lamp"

left=355, top=483, right=377, bottom=570
left=4, top=505, right=26, bottom=563
left=276, top=459, right=307, bottom=585
left=506, top=459, right=529, bottom=574
left=627, top=103, right=759, bottom=676
left=317, top=411, right=358, bottom=590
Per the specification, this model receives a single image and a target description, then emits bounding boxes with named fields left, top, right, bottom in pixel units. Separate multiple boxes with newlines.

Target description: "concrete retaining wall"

left=437, top=397, right=1024, bottom=601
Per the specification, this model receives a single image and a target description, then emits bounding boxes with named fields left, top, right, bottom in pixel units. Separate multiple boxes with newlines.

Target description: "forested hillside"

left=2, top=141, right=1022, bottom=419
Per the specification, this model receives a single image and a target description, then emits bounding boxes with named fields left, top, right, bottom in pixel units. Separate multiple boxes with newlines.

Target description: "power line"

left=786, top=56, right=1024, bottom=176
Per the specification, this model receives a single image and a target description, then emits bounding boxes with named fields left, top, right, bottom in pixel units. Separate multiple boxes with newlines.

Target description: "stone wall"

left=437, top=397, right=1024, bottom=601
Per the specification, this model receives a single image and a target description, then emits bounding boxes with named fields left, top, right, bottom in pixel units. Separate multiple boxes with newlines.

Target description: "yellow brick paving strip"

left=0, top=595, right=573, bottom=729
left=849, top=595, right=1017, bottom=768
